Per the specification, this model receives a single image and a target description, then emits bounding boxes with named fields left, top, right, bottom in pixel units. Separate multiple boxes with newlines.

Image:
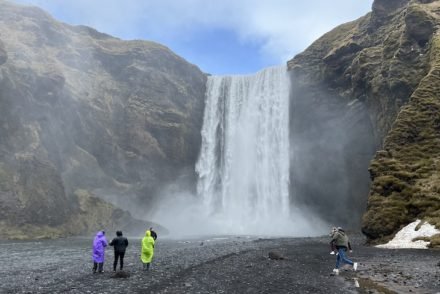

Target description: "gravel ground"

left=0, top=235, right=439, bottom=293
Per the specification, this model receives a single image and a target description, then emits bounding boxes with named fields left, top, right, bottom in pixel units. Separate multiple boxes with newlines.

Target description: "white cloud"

left=13, top=0, right=374, bottom=66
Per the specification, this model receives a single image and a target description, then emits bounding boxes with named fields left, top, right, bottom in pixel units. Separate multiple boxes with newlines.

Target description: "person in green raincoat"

left=141, top=230, right=155, bottom=271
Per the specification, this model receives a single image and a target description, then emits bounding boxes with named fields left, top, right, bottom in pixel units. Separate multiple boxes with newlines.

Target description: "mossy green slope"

left=362, top=26, right=440, bottom=244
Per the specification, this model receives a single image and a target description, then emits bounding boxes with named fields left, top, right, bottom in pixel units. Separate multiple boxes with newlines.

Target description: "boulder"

left=111, top=271, right=131, bottom=279
left=268, top=251, right=286, bottom=260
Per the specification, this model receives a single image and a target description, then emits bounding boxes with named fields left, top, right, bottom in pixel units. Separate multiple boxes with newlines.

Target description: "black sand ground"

left=0, top=235, right=439, bottom=293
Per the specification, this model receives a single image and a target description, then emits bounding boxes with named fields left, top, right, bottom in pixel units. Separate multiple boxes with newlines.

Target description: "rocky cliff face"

left=0, top=0, right=206, bottom=238
left=288, top=0, right=440, bottom=245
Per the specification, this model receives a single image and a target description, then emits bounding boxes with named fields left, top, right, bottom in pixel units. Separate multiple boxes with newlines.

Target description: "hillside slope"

left=0, top=0, right=206, bottom=238
left=288, top=0, right=440, bottom=244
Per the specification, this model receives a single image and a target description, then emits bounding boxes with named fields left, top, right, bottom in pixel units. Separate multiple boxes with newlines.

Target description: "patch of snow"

left=376, top=220, right=440, bottom=249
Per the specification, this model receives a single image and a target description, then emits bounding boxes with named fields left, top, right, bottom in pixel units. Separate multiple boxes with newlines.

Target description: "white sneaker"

left=353, top=262, right=358, bottom=271
left=333, top=268, right=339, bottom=275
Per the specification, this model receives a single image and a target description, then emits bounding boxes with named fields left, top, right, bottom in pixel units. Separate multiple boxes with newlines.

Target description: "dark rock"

left=111, top=271, right=130, bottom=279
left=268, top=251, right=285, bottom=260
left=405, top=4, right=434, bottom=45
left=372, top=0, right=410, bottom=18
left=1, top=155, right=71, bottom=227
left=323, top=42, right=362, bottom=68
left=370, top=0, right=410, bottom=29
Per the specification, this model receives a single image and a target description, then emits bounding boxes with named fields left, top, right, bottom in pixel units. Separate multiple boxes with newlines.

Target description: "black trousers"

left=113, top=251, right=125, bottom=271
left=93, top=262, right=103, bottom=273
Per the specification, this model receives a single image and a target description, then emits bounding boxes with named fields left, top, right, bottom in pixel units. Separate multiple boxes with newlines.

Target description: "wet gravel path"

left=0, top=235, right=438, bottom=293
left=354, top=244, right=440, bottom=294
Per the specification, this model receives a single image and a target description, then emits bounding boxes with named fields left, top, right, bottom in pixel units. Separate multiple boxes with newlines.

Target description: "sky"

left=13, top=0, right=374, bottom=75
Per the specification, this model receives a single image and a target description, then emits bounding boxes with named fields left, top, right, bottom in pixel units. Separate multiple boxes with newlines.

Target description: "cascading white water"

left=196, top=65, right=291, bottom=234
left=152, top=65, right=326, bottom=236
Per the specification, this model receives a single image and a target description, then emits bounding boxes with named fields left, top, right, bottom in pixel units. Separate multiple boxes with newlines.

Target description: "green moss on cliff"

left=69, top=189, right=122, bottom=234
left=0, top=222, right=69, bottom=240
left=0, top=188, right=149, bottom=240
left=427, top=234, right=440, bottom=248
left=405, top=3, right=435, bottom=44
left=362, top=17, right=440, bottom=246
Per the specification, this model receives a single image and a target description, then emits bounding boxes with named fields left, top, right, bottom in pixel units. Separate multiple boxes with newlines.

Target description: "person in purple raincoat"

left=92, top=231, right=108, bottom=273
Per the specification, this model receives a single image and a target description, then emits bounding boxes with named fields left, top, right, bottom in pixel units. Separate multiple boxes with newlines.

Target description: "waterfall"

left=196, top=65, right=291, bottom=234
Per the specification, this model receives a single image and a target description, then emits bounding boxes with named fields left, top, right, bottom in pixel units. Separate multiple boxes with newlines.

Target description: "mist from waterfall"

left=153, top=65, right=326, bottom=237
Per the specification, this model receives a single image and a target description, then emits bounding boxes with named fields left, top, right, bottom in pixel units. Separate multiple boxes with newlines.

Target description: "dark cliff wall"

left=288, top=0, right=440, bottom=243
left=0, top=0, right=206, bottom=238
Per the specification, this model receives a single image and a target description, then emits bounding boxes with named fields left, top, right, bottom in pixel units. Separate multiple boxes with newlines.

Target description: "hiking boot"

left=353, top=262, right=358, bottom=271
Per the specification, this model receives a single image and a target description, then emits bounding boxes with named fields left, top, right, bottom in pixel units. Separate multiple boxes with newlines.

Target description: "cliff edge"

left=288, top=0, right=440, bottom=245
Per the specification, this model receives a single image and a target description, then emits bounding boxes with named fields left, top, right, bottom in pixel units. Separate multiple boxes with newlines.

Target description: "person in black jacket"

left=149, top=227, right=157, bottom=241
left=109, top=231, right=129, bottom=271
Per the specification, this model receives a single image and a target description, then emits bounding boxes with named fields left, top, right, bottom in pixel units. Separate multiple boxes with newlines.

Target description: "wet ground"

left=0, top=235, right=439, bottom=293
